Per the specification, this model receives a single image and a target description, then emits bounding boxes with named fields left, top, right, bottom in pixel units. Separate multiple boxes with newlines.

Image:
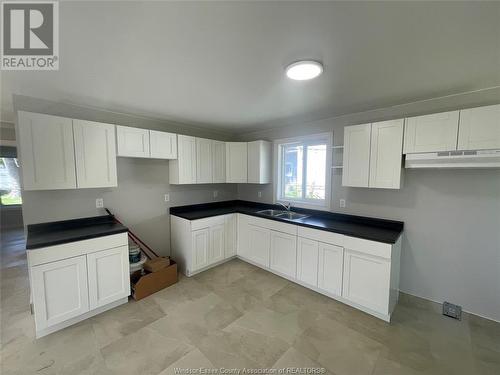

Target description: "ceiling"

left=2, top=1, right=500, bottom=132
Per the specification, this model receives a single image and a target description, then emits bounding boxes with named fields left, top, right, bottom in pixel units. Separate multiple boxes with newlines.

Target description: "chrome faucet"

left=277, top=201, right=291, bottom=211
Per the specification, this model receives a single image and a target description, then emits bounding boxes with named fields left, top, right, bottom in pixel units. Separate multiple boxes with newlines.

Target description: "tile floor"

left=1, top=228, right=499, bottom=375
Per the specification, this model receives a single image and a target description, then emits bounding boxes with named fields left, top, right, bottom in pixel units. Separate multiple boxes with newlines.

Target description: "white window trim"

left=273, top=132, right=332, bottom=211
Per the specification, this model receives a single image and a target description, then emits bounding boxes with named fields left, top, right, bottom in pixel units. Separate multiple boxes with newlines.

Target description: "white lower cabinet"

left=28, top=233, right=129, bottom=337
left=87, top=246, right=130, bottom=309
left=31, top=256, right=90, bottom=332
left=209, top=224, right=225, bottom=265
left=270, top=230, right=297, bottom=278
left=317, top=242, right=344, bottom=296
left=191, top=228, right=209, bottom=272
left=342, top=249, right=391, bottom=315
left=171, top=214, right=236, bottom=276
left=172, top=213, right=402, bottom=321
left=297, top=237, right=319, bottom=287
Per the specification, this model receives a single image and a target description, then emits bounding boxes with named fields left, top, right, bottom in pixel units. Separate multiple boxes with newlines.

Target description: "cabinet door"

left=458, top=104, right=500, bottom=150
left=150, top=130, right=177, bottom=159
left=317, top=242, right=343, bottom=296
left=116, top=126, right=150, bottom=158
left=209, top=224, right=225, bottom=265
left=87, top=246, right=130, bottom=310
left=73, top=120, right=117, bottom=188
left=224, top=214, right=237, bottom=258
left=297, top=237, right=319, bottom=287
left=342, top=249, right=391, bottom=314
left=191, top=228, right=209, bottom=271
left=369, top=119, right=404, bottom=189
left=170, top=135, right=197, bottom=184
left=270, top=230, right=297, bottom=278
left=196, top=138, right=213, bottom=183
left=31, top=256, right=89, bottom=330
left=17, top=111, right=76, bottom=190
left=404, top=111, right=459, bottom=153
left=342, top=124, right=371, bottom=187
left=212, top=140, right=226, bottom=183
left=247, top=224, right=270, bottom=267
left=226, top=142, right=248, bottom=183
left=247, top=140, right=271, bottom=184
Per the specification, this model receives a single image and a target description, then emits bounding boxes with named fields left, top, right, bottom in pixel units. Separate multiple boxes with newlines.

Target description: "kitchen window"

left=275, top=133, right=332, bottom=210
left=0, top=147, right=22, bottom=206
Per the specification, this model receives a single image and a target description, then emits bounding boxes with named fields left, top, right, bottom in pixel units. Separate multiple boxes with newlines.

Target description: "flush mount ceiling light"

left=285, top=60, right=323, bottom=80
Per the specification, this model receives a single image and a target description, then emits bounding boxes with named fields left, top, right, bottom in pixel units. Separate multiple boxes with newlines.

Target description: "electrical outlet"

left=258, top=191, right=262, bottom=198
left=443, top=301, right=462, bottom=320
left=164, top=193, right=170, bottom=202
left=340, top=199, right=346, bottom=208
left=213, top=190, right=218, bottom=198
left=96, top=198, right=104, bottom=208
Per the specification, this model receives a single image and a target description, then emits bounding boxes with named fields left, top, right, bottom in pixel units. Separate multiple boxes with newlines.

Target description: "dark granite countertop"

left=170, top=200, right=403, bottom=244
left=26, top=215, right=128, bottom=250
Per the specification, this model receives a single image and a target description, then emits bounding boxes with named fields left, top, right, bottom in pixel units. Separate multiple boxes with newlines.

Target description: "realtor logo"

left=1, top=1, right=59, bottom=70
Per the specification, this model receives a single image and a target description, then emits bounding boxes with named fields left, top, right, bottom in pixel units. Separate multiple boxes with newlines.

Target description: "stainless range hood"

left=405, top=149, right=500, bottom=169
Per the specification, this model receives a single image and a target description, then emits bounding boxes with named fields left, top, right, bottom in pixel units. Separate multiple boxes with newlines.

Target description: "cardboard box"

left=131, top=260, right=177, bottom=300
left=143, top=256, right=170, bottom=273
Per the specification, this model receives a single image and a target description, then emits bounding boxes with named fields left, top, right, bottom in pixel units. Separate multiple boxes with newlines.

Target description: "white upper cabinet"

left=73, top=120, right=117, bottom=188
left=17, top=111, right=77, bottom=190
left=116, top=125, right=150, bottom=158
left=226, top=142, right=248, bottom=183
left=343, top=120, right=404, bottom=189
left=196, top=138, right=213, bottom=183
left=342, top=123, right=371, bottom=187
left=404, top=111, right=459, bottom=153
left=458, top=104, right=500, bottom=150
left=369, top=119, right=404, bottom=189
left=170, top=135, right=197, bottom=184
left=247, top=140, right=271, bottom=184
left=150, top=130, right=177, bottom=159
left=212, top=140, right=226, bottom=183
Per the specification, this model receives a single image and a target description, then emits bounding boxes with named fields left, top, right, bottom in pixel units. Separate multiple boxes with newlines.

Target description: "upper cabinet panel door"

left=369, top=119, right=404, bottom=189
left=170, top=135, right=197, bottom=184
left=226, top=142, right=248, bottom=183
left=458, top=104, right=500, bottom=150
left=404, top=111, right=459, bottom=153
left=116, top=125, right=150, bottom=158
left=87, top=246, right=130, bottom=310
left=73, top=120, right=117, bottom=188
left=150, top=130, right=177, bottom=159
left=342, top=124, right=371, bottom=187
left=196, top=138, right=213, bottom=183
left=247, top=140, right=271, bottom=184
left=31, top=255, right=89, bottom=331
left=17, top=111, right=76, bottom=190
left=212, top=140, right=226, bottom=183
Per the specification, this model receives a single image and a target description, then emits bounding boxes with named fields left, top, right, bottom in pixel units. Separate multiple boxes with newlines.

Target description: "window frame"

left=274, top=132, right=332, bottom=211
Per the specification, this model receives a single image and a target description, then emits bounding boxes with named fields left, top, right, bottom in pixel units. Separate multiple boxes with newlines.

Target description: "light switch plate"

left=258, top=191, right=262, bottom=198
left=213, top=190, right=218, bottom=198
left=164, top=193, right=170, bottom=202
left=340, top=199, right=346, bottom=208
left=96, top=198, right=104, bottom=208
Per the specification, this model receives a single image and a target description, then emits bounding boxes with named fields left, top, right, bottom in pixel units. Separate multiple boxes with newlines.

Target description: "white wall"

left=237, top=89, right=500, bottom=322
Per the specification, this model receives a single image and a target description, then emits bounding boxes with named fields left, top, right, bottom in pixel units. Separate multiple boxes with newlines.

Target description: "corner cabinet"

left=17, top=111, right=77, bottom=190
left=27, top=233, right=129, bottom=338
left=343, top=119, right=404, bottom=189
left=171, top=214, right=237, bottom=276
left=247, top=140, right=272, bottom=184
left=226, top=142, right=248, bottom=183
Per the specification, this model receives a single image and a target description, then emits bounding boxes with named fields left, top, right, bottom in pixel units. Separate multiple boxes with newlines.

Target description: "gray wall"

left=14, top=96, right=238, bottom=256
left=237, top=88, right=500, bottom=322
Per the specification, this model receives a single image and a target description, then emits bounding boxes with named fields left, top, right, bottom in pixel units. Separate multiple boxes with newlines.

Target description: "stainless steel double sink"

left=256, top=209, right=309, bottom=221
